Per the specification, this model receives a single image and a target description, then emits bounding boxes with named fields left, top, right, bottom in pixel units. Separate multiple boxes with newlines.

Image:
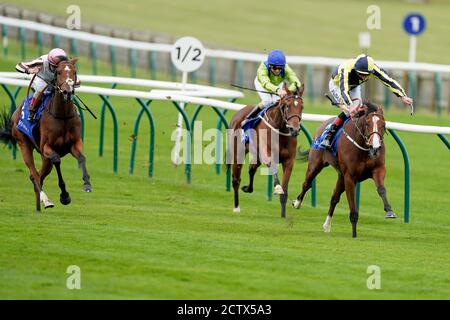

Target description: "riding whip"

left=33, top=74, right=97, bottom=119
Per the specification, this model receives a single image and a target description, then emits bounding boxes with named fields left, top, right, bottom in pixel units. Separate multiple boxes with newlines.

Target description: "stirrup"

left=320, top=140, right=331, bottom=148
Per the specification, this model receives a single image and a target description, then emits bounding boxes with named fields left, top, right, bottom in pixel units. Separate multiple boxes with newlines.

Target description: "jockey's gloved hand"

left=401, top=96, right=413, bottom=106
left=277, top=88, right=287, bottom=98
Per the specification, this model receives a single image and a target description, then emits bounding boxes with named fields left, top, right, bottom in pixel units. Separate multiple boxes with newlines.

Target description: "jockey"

left=320, top=54, right=414, bottom=149
left=241, top=49, right=302, bottom=127
left=15, top=48, right=78, bottom=122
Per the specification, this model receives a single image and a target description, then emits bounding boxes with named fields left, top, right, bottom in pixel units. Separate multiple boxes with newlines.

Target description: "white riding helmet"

left=48, top=48, right=67, bottom=66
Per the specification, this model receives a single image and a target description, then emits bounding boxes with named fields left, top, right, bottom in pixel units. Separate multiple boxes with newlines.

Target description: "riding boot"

left=241, top=103, right=263, bottom=128
left=27, top=97, right=41, bottom=122
left=320, top=111, right=348, bottom=149
left=320, top=124, right=339, bottom=149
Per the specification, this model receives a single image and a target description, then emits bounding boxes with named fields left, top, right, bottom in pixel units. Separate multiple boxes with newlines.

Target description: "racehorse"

left=0, top=57, right=92, bottom=211
left=227, top=85, right=304, bottom=218
left=292, top=102, right=395, bottom=238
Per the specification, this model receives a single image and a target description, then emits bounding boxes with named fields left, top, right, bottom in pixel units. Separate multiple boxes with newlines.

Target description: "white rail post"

left=170, top=37, right=205, bottom=167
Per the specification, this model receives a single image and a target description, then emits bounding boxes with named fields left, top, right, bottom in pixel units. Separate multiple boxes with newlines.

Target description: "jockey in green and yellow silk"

left=241, top=49, right=302, bottom=127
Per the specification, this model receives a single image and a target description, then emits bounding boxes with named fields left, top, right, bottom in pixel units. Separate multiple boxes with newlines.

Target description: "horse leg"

left=17, top=142, right=42, bottom=211
left=273, top=171, right=284, bottom=195
left=43, top=145, right=71, bottom=205
left=242, top=161, right=260, bottom=193
left=39, top=157, right=53, bottom=186
left=38, top=157, right=55, bottom=209
left=372, top=167, right=396, bottom=218
left=279, top=158, right=294, bottom=218
left=71, top=140, right=92, bottom=192
left=344, top=174, right=358, bottom=238
left=323, top=174, right=345, bottom=233
left=232, top=163, right=243, bottom=213
left=293, top=152, right=325, bottom=209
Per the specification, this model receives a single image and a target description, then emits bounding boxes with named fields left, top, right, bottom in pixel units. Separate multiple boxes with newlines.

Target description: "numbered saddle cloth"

left=16, top=93, right=52, bottom=144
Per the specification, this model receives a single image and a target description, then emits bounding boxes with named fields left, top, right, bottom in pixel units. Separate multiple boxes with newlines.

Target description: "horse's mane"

left=363, top=101, right=381, bottom=114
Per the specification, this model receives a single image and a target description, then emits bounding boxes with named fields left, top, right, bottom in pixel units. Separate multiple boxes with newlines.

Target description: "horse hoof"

left=323, top=224, right=331, bottom=233
left=233, top=207, right=240, bottom=213
left=241, top=185, right=253, bottom=193
left=385, top=211, right=397, bottom=219
left=44, top=202, right=54, bottom=209
left=274, top=185, right=284, bottom=195
left=83, top=184, right=92, bottom=193
left=292, top=199, right=301, bottom=209
left=60, top=194, right=71, bottom=205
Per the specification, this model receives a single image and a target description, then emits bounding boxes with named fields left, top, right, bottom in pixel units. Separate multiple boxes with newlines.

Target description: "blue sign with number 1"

left=403, top=13, right=426, bottom=36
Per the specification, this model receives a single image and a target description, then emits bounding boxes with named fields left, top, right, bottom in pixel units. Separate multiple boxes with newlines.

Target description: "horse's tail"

left=0, top=108, right=16, bottom=146
left=296, top=147, right=309, bottom=162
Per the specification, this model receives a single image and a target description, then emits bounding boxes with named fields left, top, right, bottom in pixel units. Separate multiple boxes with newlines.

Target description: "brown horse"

left=0, top=58, right=92, bottom=211
left=293, top=102, right=395, bottom=237
left=227, top=85, right=304, bottom=218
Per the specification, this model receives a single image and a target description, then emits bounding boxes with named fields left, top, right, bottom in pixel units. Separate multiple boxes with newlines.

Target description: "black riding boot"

left=320, top=123, right=339, bottom=149
left=241, top=105, right=262, bottom=127
left=27, top=97, right=41, bottom=123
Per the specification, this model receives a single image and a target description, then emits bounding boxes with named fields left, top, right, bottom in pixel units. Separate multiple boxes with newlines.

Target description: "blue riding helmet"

left=354, top=55, right=371, bottom=74
left=267, top=50, right=286, bottom=67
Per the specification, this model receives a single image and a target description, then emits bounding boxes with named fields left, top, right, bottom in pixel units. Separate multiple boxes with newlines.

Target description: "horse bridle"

left=52, top=62, right=77, bottom=101
left=278, top=94, right=303, bottom=130
left=351, top=112, right=385, bottom=147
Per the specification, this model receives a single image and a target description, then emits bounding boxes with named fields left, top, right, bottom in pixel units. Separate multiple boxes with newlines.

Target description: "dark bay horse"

left=0, top=58, right=92, bottom=211
left=293, top=102, right=395, bottom=237
left=228, top=85, right=304, bottom=218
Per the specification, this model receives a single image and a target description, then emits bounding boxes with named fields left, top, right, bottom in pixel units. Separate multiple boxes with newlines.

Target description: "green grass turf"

left=8, top=0, right=450, bottom=64
left=1, top=45, right=450, bottom=299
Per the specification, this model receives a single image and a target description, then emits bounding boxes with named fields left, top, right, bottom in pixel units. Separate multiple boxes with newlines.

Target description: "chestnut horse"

left=293, top=102, right=395, bottom=237
left=228, top=85, right=304, bottom=218
left=0, top=58, right=92, bottom=211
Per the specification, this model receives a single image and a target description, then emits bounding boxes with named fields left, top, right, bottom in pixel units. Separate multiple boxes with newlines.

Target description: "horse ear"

left=285, top=85, right=292, bottom=95
left=299, top=83, right=305, bottom=97
left=70, top=57, right=78, bottom=65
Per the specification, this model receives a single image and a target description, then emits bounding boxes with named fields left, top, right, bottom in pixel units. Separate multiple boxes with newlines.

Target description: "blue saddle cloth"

left=16, top=93, right=52, bottom=144
left=241, top=104, right=274, bottom=144
left=312, top=119, right=350, bottom=156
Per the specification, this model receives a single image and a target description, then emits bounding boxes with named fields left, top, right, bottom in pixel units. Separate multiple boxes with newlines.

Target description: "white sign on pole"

left=170, top=37, right=205, bottom=167
left=171, top=36, right=205, bottom=73
left=359, top=32, right=371, bottom=50
left=403, top=13, right=426, bottom=63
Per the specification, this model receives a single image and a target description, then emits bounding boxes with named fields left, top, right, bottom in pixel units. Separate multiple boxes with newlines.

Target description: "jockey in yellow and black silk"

left=320, top=54, right=414, bottom=149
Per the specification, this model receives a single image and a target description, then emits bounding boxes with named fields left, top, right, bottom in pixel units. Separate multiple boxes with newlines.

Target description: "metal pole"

left=173, top=71, right=188, bottom=166
left=435, top=72, right=441, bottom=116
left=2, top=25, right=8, bottom=57
left=90, top=42, right=97, bottom=75
left=388, top=129, right=410, bottom=223
left=300, top=123, right=316, bottom=207
left=99, top=95, right=119, bottom=174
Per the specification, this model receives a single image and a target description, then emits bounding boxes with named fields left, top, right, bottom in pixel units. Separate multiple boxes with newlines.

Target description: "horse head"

left=54, top=57, right=78, bottom=102
left=278, top=83, right=304, bottom=137
left=359, top=102, right=385, bottom=158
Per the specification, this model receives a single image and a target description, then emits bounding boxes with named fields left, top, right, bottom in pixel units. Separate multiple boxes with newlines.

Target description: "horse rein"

left=262, top=95, right=302, bottom=136
left=344, top=112, right=385, bottom=151
left=53, top=63, right=77, bottom=100
left=280, top=95, right=303, bottom=123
